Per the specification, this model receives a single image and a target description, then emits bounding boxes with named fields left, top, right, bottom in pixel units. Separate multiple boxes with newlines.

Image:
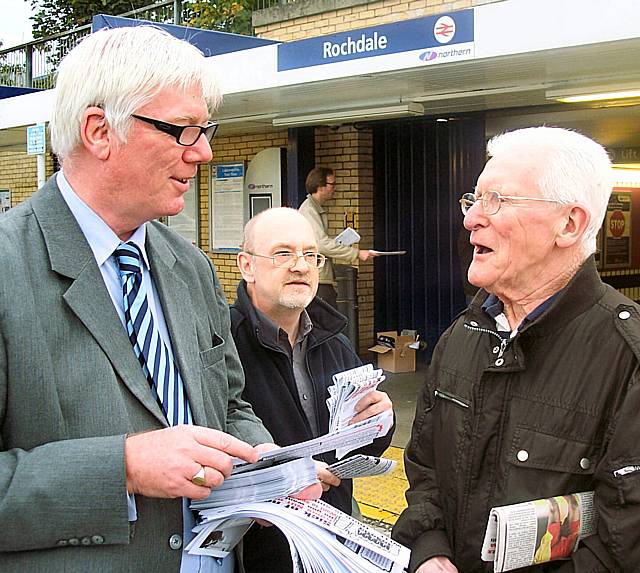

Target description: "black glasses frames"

left=131, top=114, right=218, bottom=146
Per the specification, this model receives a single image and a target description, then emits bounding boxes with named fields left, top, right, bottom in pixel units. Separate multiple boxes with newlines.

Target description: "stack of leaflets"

left=481, top=491, right=596, bottom=572
left=335, top=227, right=361, bottom=246
left=191, top=457, right=317, bottom=510
left=193, top=410, right=394, bottom=511
left=327, top=453, right=397, bottom=479
left=327, top=364, right=386, bottom=455
left=187, top=497, right=410, bottom=573
left=188, top=365, right=398, bottom=569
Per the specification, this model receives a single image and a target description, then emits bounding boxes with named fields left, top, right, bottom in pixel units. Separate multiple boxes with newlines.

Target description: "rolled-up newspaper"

left=481, top=491, right=597, bottom=572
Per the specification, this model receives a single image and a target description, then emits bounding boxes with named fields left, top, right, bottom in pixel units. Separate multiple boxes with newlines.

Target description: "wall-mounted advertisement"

left=0, top=190, right=10, bottom=213
left=603, top=190, right=632, bottom=269
left=210, top=163, right=245, bottom=251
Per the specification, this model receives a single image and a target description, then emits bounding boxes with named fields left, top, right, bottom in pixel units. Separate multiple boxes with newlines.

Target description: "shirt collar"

left=254, top=305, right=314, bottom=350
left=481, top=290, right=563, bottom=334
left=297, top=309, right=313, bottom=343
left=57, top=170, right=149, bottom=269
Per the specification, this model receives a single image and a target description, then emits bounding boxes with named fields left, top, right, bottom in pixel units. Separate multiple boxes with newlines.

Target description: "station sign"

left=278, top=10, right=474, bottom=71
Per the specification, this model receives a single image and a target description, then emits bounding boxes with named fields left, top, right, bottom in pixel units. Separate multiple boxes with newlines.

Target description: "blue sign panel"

left=27, top=123, right=46, bottom=155
left=278, top=10, right=473, bottom=71
left=216, top=164, right=244, bottom=179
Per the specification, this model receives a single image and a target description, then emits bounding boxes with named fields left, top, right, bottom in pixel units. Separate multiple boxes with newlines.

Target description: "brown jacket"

left=299, top=194, right=358, bottom=285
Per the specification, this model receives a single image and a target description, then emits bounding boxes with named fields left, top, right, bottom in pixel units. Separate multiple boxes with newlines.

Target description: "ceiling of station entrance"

left=216, top=36, right=640, bottom=150
left=486, top=104, right=640, bottom=149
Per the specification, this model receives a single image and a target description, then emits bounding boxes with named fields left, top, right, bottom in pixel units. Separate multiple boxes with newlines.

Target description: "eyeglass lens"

left=460, top=191, right=501, bottom=215
left=273, top=253, right=324, bottom=268
left=179, top=124, right=218, bottom=145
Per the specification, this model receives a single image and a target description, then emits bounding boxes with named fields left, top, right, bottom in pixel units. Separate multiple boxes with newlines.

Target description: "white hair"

left=50, top=25, right=221, bottom=160
left=487, top=126, right=612, bottom=259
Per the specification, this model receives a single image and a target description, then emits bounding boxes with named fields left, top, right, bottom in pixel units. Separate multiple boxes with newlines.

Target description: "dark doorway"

left=373, top=116, right=486, bottom=357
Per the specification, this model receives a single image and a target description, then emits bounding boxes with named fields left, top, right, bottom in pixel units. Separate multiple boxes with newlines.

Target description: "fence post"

left=335, top=264, right=360, bottom=351
left=174, top=0, right=182, bottom=24
left=25, top=44, right=33, bottom=88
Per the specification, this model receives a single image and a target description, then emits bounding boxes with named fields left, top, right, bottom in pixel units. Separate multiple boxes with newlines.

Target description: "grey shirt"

left=254, top=307, right=319, bottom=435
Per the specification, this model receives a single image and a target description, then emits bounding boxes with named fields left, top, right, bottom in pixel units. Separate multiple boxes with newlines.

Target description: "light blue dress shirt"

left=57, top=171, right=233, bottom=573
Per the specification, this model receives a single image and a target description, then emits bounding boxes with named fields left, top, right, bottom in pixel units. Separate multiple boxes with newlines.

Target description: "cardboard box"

left=369, top=330, right=417, bottom=373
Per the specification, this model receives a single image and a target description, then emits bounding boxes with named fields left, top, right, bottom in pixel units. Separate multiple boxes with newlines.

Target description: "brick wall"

left=314, top=125, right=375, bottom=351
left=255, top=0, right=501, bottom=41
left=202, top=127, right=377, bottom=350
left=202, top=129, right=288, bottom=302
left=0, top=151, right=55, bottom=206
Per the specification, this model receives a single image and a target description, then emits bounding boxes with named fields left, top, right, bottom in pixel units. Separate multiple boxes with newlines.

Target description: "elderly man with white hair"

left=0, top=26, right=324, bottom=572
left=392, top=127, right=640, bottom=572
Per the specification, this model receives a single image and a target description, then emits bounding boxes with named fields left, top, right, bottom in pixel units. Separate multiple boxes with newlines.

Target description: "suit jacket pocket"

left=200, top=334, right=225, bottom=369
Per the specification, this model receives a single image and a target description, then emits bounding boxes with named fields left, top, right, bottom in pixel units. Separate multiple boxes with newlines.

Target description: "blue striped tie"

left=114, top=242, right=192, bottom=426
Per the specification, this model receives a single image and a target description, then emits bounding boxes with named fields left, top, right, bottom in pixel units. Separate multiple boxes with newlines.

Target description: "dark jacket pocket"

left=508, top=426, right=599, bottom=475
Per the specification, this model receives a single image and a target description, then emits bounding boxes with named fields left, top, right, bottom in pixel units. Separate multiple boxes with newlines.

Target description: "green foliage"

left=185, top=0, right=255, bottom=35
left=29, top=0, right=151, bottom=39
left=28, top=0, right=258, bottom=39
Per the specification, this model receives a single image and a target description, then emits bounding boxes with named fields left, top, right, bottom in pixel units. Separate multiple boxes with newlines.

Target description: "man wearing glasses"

left=392, top=127, right=640, bottom=572
left=0, top=26, right=319, bottom=572
left=232, top=207, right=393, bottom=573
left=299, top=167, right=377, bottom=309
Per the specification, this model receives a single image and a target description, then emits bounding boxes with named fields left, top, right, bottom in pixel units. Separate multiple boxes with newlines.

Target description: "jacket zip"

left=458, top=321, right=510, bottom=546
left=464, top=322, right=509, bottom=358
left=434, top=389, right=470, bottom=409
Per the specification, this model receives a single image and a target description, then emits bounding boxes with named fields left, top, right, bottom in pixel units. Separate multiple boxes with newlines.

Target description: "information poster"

left=210, top=163, right=244, bottom=250
left=0, top=190, right=10, bottom=214
left=603, top=190, right=632, bottom=269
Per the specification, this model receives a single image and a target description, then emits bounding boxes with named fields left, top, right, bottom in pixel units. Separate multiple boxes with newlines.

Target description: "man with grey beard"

left=230, top=207, right=393, bottom=573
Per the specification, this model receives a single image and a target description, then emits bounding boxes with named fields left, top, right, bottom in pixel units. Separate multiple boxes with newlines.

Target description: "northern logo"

left=419, top=50, right=438, bottom=62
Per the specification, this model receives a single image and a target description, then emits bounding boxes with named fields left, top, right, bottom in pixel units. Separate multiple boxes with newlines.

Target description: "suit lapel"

left=32, top=178, right=167, bottom=426
left=146, top=227, right=207, bottom=426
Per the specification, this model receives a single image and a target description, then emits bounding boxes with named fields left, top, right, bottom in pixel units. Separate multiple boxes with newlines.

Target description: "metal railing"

left=253, top=0, right=300, bottom=10
left=0, top=0, right=188, bottom=89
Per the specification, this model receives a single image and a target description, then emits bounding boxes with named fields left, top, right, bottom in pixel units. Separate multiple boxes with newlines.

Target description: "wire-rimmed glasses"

left=248, top=251, right=327, bottom=269
left=459, top=189, right=565, bottom=216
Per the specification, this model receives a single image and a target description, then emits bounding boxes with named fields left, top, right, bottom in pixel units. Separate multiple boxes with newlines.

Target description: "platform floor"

left=352, top=364, right=425, bottom=531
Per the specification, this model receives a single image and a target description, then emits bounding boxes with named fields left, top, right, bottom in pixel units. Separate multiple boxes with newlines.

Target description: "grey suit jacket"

left=0, top=177, right=271, bottom=572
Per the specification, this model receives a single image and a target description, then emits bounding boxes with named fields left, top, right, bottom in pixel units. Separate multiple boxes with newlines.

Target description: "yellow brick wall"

left=0, top=151, right=55, bottom=206
left=252, top=0, right=506, bottom=348
left=314, top=125, right=375, bottom=351
left=255, top=0, right=501, bottom=41
left=201, top=130, right=289, bottom=302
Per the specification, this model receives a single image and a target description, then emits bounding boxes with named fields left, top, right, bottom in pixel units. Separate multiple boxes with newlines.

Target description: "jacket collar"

left=467, top=256, right=606, bottom=339
left=31, top=176, right=206, bottom=426
left=306, top=193, right=325, bottom=214
left=233, top=280, right=347, bottom=349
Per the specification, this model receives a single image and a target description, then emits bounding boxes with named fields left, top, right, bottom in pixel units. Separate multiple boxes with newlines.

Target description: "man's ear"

left=556, top=204, right=590, bottom=249
left=237, top=251, right=256, bottom=283
left=79, top=106, right=112, bottom=160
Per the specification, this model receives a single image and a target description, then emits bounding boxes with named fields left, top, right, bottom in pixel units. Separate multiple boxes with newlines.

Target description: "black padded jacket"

left=392, top=258, right=640, bottom=573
